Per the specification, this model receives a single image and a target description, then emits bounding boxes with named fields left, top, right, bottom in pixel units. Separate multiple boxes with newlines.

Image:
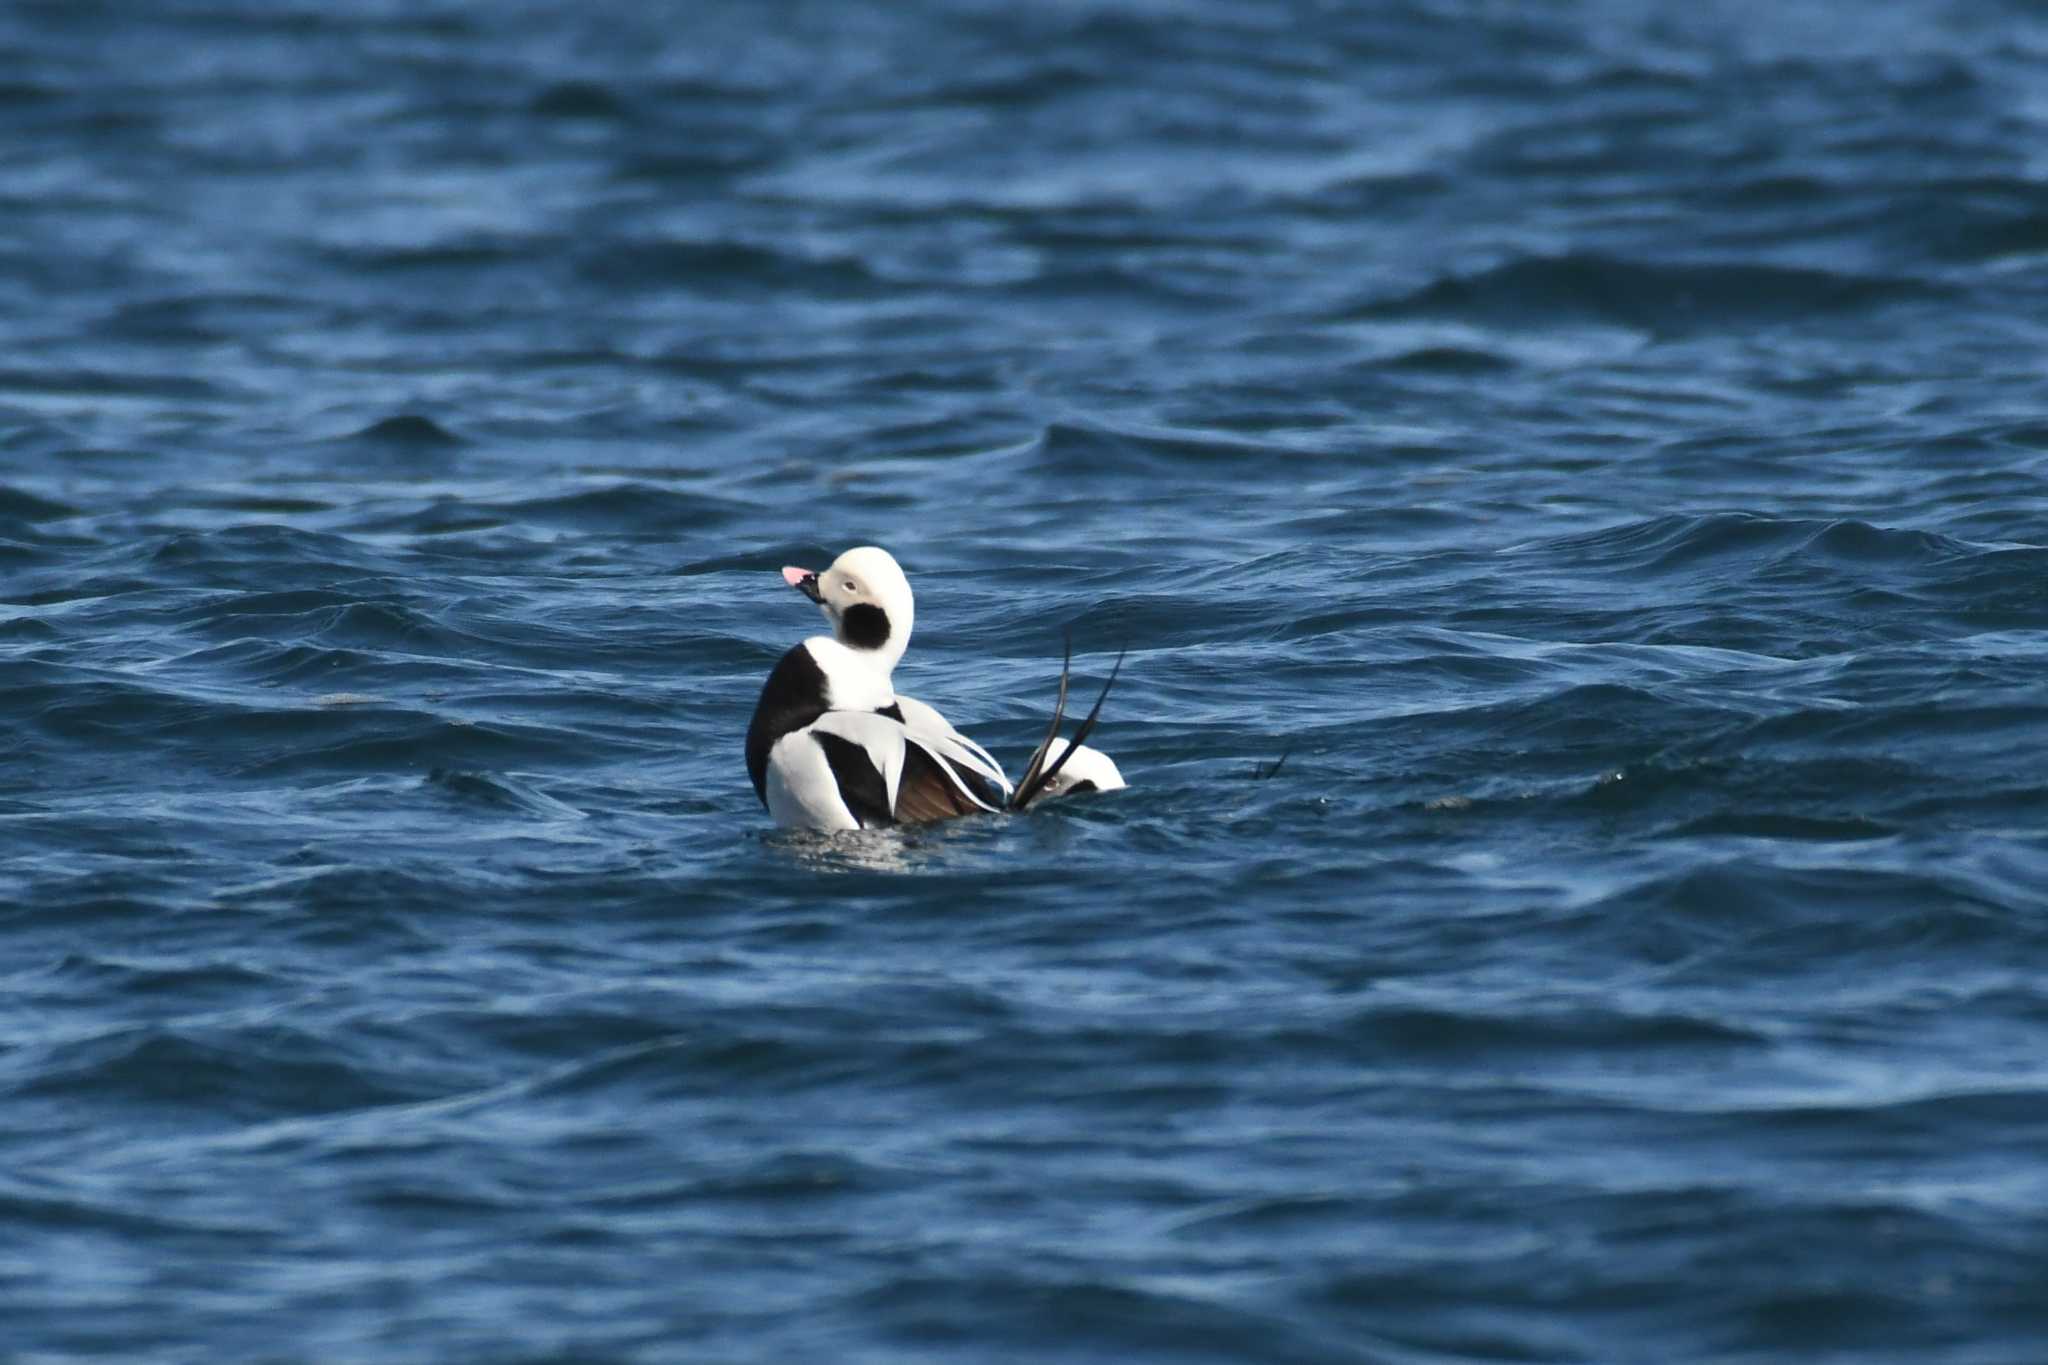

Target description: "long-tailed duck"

left=1013, top=738, right=1126, bottom=807
left=745, top=546, right=1121, bottom=830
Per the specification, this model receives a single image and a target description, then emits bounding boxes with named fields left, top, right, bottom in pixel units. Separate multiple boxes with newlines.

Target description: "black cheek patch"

left=842, top=603, right=892, bottom=650
left=1067, top=780, right=1099, bottom=795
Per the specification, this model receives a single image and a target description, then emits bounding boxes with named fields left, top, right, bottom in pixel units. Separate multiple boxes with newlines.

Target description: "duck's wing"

left=808, top=710, right=1001, bottom=827
left=893, top=741, right=993, bottom=823
left=889, top=693, right=1012, bottom=804
left=784, top=711, right=901, bottom=829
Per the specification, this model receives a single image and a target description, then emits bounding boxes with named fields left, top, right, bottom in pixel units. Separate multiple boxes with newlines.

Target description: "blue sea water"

left=5, top=0, right=2048, bottom=1359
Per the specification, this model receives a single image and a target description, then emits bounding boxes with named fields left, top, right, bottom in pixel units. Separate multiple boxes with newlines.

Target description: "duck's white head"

left=1028, top=739, right=1127, bottom=802
left=781, top=545, right=914, bottom=674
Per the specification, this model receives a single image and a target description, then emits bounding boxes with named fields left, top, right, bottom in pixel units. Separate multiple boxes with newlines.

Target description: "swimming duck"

left=746, top=547, right=1011, bottom=829
left=1012, top=738, right=1126, bottom=806
left=745, top=546, right=1122, bottom=830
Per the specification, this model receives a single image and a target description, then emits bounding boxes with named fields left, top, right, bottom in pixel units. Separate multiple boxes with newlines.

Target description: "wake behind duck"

left=745, top=546, right=1121, bottom=831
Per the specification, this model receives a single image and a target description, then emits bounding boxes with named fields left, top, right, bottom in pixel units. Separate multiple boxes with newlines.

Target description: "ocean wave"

left=1340, top=254, right=1940, bottom=332
left=7, top=0, right=2048, bottom=1357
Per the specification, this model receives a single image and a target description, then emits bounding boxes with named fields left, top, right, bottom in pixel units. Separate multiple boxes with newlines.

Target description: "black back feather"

left=746, top=644, right=830, bottom=806
left=814, top=731, right=894, bottom=828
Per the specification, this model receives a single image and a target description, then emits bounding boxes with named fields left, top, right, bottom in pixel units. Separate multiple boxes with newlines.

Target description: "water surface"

left=5, top=1, right=2048, bottom=1360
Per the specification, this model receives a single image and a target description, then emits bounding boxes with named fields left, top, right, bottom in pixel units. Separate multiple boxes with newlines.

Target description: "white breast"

left=804, top=637, right=895, bottom=711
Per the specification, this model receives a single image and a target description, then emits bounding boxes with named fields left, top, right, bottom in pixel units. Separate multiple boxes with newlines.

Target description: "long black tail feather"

left=1012, top=635, right=1073, bottom=806
left=1012, top=639, right=1125, bottom=811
